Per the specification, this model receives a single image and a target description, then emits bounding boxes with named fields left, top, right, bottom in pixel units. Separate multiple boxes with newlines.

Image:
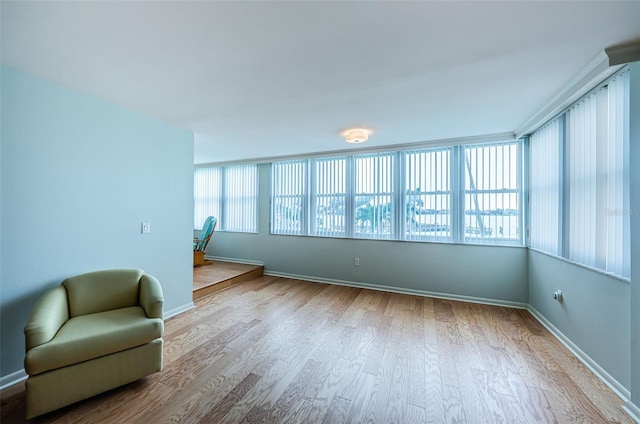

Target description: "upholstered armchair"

left=24, top=269, right=164, bottom=419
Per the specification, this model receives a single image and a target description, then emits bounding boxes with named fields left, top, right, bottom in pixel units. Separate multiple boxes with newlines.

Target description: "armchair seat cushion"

left=25, top=306, right=163, bottom=376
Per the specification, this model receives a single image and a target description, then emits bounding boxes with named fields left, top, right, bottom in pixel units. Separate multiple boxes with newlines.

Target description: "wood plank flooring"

left=1, top=276, right=633, bottom=423
left=193, top=261, right=264, bottom=300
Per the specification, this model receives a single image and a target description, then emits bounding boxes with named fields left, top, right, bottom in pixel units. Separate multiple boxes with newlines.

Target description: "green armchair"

left=24, top=269, right=164, bottom=419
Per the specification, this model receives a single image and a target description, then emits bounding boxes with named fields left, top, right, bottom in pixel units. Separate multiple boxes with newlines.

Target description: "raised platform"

left=193, top=260, right=264, bottom=300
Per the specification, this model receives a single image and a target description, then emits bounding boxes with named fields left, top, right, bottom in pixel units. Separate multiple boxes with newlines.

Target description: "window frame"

left=461, top=142, right=524, bottom=246
left=269, top=140, right=525, bottom=247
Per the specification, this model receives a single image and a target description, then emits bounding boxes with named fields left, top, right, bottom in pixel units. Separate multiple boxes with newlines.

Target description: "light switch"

left=141, top=222, right=151, bottom=234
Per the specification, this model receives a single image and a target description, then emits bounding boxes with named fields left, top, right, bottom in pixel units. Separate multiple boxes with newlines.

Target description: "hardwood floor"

left=1, top=276, right=632, bottom=423
left=193, top=261, right=264, bottom=300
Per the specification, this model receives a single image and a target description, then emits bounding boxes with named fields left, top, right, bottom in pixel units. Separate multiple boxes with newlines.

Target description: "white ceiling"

left=2, top=1, right=639, bottom=164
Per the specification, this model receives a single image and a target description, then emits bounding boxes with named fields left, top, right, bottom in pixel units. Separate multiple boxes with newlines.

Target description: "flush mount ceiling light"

left=342, top=128, right=371, bottom=144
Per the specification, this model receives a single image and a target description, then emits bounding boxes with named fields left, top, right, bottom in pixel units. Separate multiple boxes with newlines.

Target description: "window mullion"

left=518, top=138, right=526, bottom=246
left=396, top=151, right=405, bottom=240
left=346, top=156, right=354, bottom=238
left=220, top=167, right=227, bottom=231
left=309, top=159, right=317, bottom=236
left=301, top=159, right=309, bottom=236
left=451, top=146, right=464, bottom=243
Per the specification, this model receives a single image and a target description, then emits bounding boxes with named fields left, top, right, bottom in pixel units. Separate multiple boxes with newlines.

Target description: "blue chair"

left=194, top=216, right=217, bottom=266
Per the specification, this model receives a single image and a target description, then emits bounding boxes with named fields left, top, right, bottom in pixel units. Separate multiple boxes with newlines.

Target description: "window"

left=313, top=157, right=347, bottom=237
left=464, top=143, right=522, bottom=244
left=224, top=165, right=258, bottom=232
left=271, top=160, right=307, bottom=235
left=528, top=68, right=630, bottom=278
left=605, top=69, right=630, bottom=277
left=354, top=153, right=395, bottom=239
left=270, top=140, right=523, bottom=246
left=530, top=119, right=562, bottom=255
left=194, top=164, right=258, bottom=233
left=405, top=148, right=451, bottom=241
left=194, top=167, right=221, bottom=230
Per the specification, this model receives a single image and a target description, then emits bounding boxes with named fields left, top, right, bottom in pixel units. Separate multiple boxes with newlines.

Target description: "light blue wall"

left=528, top=250, right=630, bottom=389
left=209, top=164, right=529, bottom=303
left=0, top=67, right=195, bottom=378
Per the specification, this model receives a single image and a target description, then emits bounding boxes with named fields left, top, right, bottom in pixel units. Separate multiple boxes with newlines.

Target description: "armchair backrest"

left=62, top=269, right=144, bottom=317
left=201, top=216, right=216, bottom=239
left=200, top=215, right=213, bottom=230
left=194, top=216, right=217, bottom=252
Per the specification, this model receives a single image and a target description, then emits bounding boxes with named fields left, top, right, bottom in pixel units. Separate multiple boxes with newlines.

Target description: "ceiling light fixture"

left=343, top=128, right=370, bottom=144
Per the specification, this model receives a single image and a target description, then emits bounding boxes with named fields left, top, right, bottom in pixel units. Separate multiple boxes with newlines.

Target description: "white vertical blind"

left=313, top=157, right=347, bottom=237
left=354, top=153, right=395, bottom=239
left=194, top=164, right=258, bottom=233
left=271, top=160, right=307, bottom=235
left=566, top=89, right=601, bottom=268
left=405, top=148, right=451, bottom=240
left=194, top=167, right=222, bottom=229
left=529, top=119, right=561, bottom=254
left=224, top=164, right=258, bottom=232
left=606, top=69, right=630, bottom=278
left=529, top=67, right=630, bottom=278
left=463, top=142, right=521, bottom=244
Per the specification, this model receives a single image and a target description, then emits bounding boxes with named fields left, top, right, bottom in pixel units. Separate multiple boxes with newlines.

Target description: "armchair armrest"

left=24, top=286, right=69, bottom=351
left=140, top=274, right=164, bottom=319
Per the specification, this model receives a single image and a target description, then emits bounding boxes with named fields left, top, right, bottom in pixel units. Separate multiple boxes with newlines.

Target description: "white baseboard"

left=0, top=369, right=27, bottom=391
left=266, top=270, right=635, bottom=415
left=527, top=306, right=630, bottom=402
left=164, top=302, right=195, bottom=320
left=263, top=271, right=528, bottom=310
left=623, top=401, right=640, bottom=423
left=207, top=256, right=264, bottom=266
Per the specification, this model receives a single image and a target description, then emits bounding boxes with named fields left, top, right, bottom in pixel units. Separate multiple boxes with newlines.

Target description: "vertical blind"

left=566, top=88, right=603, bottom=268
left=405, top=148, right=451, bottom=240
left=270, top=140, right=523, bottom=246
left=194, top=164, right=258, bottom=233
left=606, top=69, right=630, bottom=277
left=354, top=153, right=395, bottom=239
left=271, top=160, right=307, bottom=235
left=464, top=143, right=521, bottom=244
left=194, top=167, right=222, bottom=230
left=530, top=119, right=561, bottom=255
left=313, top=157, right=347, bottom=237
left=224, top=165, right=258, bottom=232
left=529, top=67, right=630, bottom=278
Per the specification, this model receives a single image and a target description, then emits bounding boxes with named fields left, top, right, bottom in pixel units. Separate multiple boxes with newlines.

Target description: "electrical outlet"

left=552, top=290, right=563, bottom=302
left=354, top=258, right=360, bottom=266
